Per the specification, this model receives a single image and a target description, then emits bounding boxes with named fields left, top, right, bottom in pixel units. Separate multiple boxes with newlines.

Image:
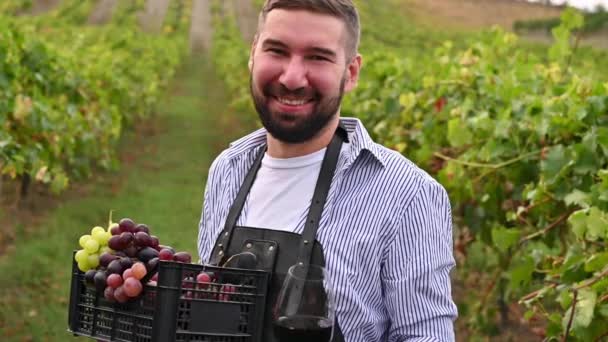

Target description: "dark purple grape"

left=94, top=271, right=108, bottom=292
left=124, top=245, right=139, bottom=258
left=138, top=247, right=159, bottom=263
left=99, top=252, right=117, bottom=268
left=119, top=257, right=134, bottom=270
left=114, top=251, right=127, bottom=258
left=147, top=257, right=159, bottom=272
left=84, top=270, right=97, bottom=288
left=107, top=260, right=124, bottom=275
left=134, top=232, right=152, bottom=247
left=173, top=252, right=192, bottom=264
left=108, top=235, right=127, bottom=251
left=150, top=236, right=160, bottom=249
left=119, top=232, right=134, bottom=246
left=119, top=218, right=136, bottom=233
left=110, top=225, right=121, bottom=236
left=135, top=224, right=150, bottom=234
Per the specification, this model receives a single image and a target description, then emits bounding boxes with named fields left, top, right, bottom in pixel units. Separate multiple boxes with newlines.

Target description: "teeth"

left=277, top=97, right=309, bottom=106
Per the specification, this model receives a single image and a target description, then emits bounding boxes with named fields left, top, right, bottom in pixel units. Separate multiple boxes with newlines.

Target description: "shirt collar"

left=225, top=117, right=386, bottom=167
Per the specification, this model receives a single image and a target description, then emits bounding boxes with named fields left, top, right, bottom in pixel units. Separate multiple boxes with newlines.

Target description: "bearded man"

left=197, top=1, right=458, bottom=341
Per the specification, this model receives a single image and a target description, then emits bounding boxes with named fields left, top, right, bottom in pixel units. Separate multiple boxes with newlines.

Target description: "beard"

left=250, top=74, right=346, bottom=144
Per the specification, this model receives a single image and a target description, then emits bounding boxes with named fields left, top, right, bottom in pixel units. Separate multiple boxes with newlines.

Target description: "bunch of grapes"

left=75, top=217, right=193, bottom=303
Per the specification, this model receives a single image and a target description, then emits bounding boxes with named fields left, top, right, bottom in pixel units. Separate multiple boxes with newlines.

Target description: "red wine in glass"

left=273, top=264, right=334, bottom=342
left=274, top=315, right=332, bottom=342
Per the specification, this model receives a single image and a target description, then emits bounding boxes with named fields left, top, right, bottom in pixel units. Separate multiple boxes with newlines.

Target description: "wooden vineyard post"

left=87, top=0, right=118, bottom=25
left=140, top=0, right=171, bottom=33
left=189, top=0, right=213, bottom=53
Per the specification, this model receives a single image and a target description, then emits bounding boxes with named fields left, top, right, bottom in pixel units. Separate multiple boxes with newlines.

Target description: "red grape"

left=104, top=286, right=116, bottom=302
left=123, top=277, right=143, bottom=297
left=132, top=262, right=147, bottom=280
left=220, top=284, right=236, bottom=302
left=158, top=248, right=174, bottom=261
left=107, top=274, right=123, bottom=289
left=114, top=286, right=129, bottom=303
left=196, top=272, right=211, bottom=284
left=173, top=252, right=192, bottom=263
left=123, top=268, right=134, bottom=279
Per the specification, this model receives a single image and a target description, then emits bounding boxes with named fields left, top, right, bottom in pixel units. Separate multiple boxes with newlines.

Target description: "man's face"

left=249, top=9, right=361, bottom=143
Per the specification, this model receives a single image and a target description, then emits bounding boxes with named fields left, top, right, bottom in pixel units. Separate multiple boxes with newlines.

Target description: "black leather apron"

left=209, top=126, right=347, bottom=342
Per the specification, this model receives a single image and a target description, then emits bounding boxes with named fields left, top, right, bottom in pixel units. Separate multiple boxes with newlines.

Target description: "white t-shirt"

left=243, top=144, right=346, bottom=232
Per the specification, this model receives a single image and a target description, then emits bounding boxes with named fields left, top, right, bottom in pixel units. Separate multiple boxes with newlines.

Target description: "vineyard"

left=1, top=0, right=607, bottom=341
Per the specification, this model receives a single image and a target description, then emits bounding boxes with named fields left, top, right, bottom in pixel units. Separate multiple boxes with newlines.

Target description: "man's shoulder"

left=373, top=143, right=439, bottom=187
left=210, top=128, right=267, bottom=169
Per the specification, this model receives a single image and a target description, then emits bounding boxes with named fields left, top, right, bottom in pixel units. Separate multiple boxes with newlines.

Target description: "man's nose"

left=279, top=57, right=308, bottom=91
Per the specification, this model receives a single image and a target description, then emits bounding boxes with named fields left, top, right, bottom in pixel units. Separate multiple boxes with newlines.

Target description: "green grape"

left=91, top=226, right=106, bottom=242
left=78, top=260, right=90, bottom=272
left=75, top=249, right=89, bottom=264
left=87, top=253, right=100, bottom=269
left=93, top=230, right=111, bottom=246
left=99, top=246, right=113, bottom=254
left=79, top=235, right=92, bottom=249
left=84, top=239, right=100, bottom=253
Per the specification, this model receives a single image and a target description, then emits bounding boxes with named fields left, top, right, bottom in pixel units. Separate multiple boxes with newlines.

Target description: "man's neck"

left=266, top=117, right=339, bottom=159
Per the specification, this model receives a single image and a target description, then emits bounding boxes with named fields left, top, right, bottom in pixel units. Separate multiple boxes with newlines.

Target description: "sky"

left=528, top=0, right=608, bottom=11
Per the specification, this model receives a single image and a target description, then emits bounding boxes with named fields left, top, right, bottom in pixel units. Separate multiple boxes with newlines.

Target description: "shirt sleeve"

left=381, top=179, right=458, bottom=342
left=197, top=154, right=226, bottom=264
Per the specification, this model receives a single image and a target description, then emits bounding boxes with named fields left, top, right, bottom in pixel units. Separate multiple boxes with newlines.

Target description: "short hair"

left=257, top=0, right=360, bottom=60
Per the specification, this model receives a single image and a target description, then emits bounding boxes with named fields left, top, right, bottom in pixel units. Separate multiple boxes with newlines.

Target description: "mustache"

left=263, top=83, right=318, bottom=99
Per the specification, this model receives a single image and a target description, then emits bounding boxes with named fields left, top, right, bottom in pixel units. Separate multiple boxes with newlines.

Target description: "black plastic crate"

left=68, top=256, right=269, bottom=342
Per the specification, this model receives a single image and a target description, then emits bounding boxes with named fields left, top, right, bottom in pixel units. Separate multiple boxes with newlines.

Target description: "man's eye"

left=310, top=55, right=329, bottom=62
left=267, top=48, right=285, bottom=55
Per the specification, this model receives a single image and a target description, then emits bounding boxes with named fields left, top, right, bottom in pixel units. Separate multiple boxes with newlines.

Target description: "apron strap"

left=209, top=144, right=266, bottom=265
left=296, top=131, right=343, bottom=266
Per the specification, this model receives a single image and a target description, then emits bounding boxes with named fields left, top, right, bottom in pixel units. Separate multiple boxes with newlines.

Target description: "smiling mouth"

left=274, top=96, right=314, bottom=106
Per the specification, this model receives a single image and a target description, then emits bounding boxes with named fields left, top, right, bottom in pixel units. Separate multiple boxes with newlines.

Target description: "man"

left=198, top=0, right=458, bottom=341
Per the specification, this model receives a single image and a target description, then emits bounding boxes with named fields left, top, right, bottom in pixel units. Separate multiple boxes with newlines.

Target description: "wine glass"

left=273, top=264, right=334, bottom=342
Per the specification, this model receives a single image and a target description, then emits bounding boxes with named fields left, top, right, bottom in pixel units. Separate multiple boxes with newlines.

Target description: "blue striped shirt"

left=198, top=117, right=458, bottom=341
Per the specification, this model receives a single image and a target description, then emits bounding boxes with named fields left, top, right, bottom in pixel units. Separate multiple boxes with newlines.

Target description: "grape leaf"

left=491, top=226, right=520, bottom=253
left=568, top=209, right=588, bottom=240
left=562, top=288, right=597, bottom=331
left=509, top=256, right=535, bottom=289
left=447, top=118, right=473, bottom=147
left=584, top=253, right=608, bottom=273
left=563, top=189, right=590, bottom=208
left=541, top=145, right=568, bottom=181
left=599, top=304, right=608, bottom=318
left=586, top=207, right=607, bottom=241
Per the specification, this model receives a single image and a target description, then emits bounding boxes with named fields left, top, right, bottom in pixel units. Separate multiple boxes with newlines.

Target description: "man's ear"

left=344, top=53, right=362, bottom=93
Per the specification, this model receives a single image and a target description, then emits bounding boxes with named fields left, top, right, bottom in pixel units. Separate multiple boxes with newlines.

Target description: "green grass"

left=0, top=57, right=254, bottom=341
